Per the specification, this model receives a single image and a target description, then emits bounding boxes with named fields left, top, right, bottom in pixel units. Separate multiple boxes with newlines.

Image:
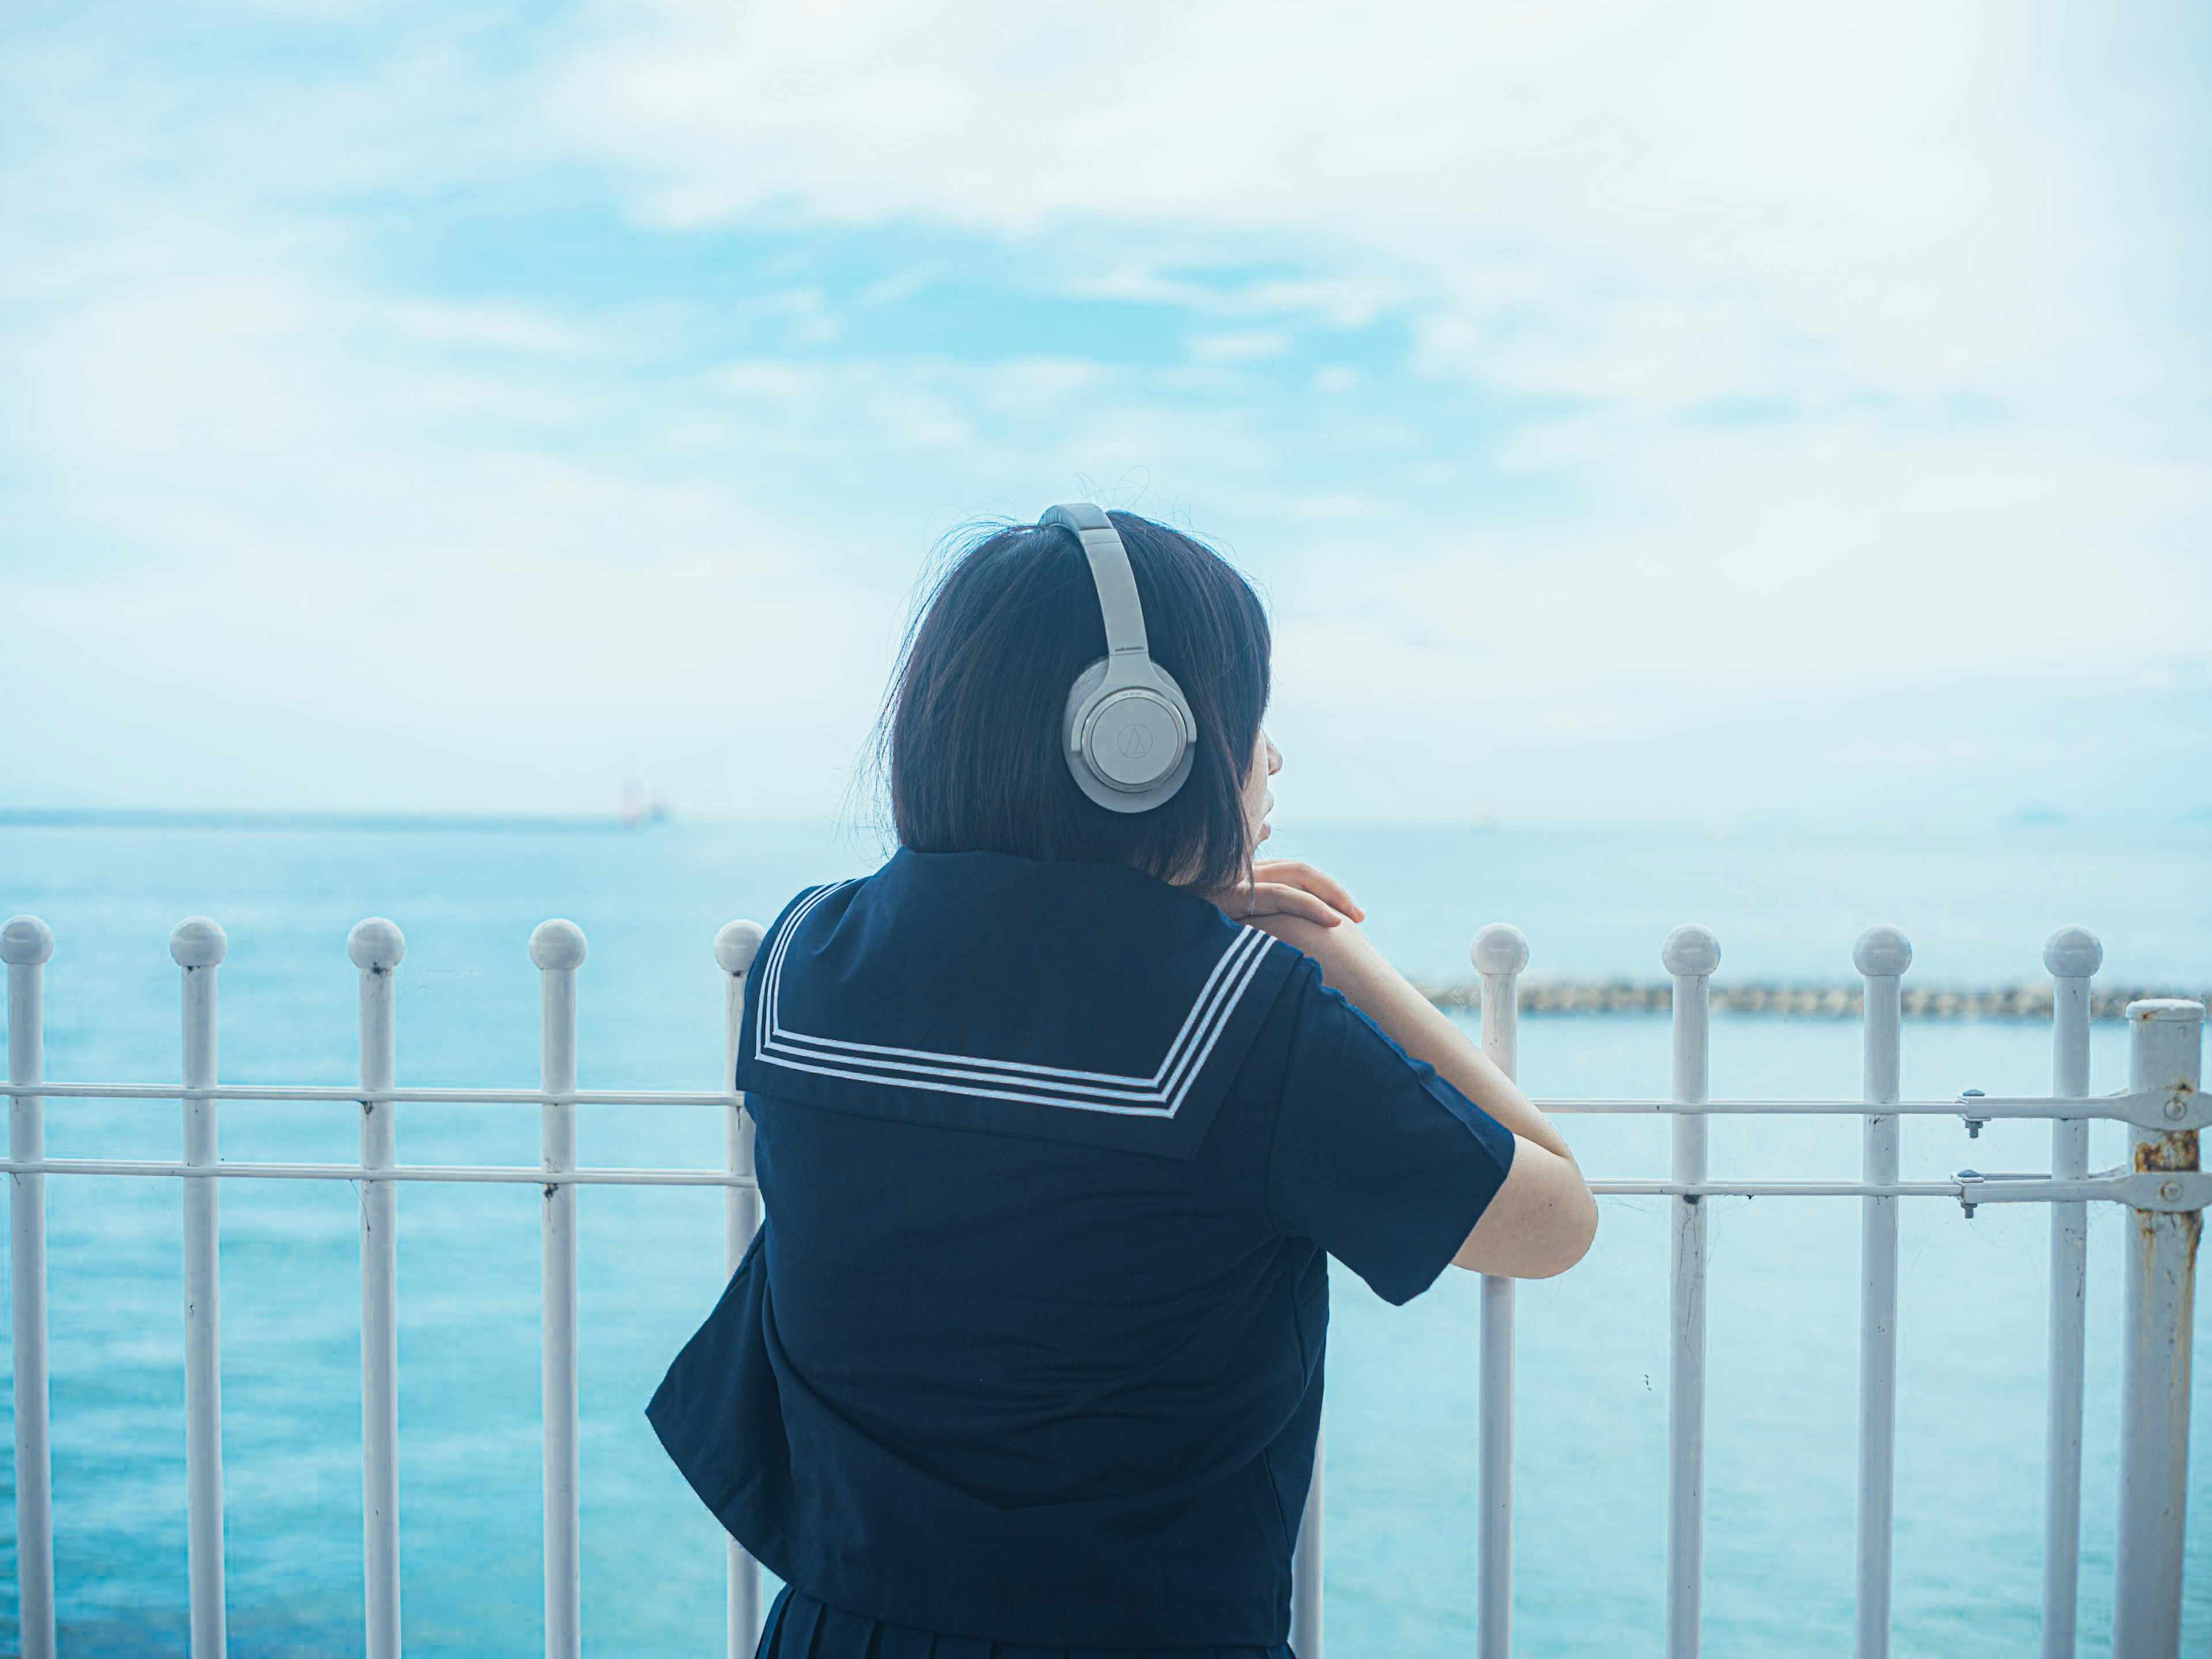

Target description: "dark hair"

left=880, top=510, right=1271, bottom=896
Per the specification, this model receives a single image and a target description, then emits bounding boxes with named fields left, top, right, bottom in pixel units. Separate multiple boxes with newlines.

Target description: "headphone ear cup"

left=1083, top=690, right=1183, bottom=789
left=1062, top=660, right=1198, bottom=813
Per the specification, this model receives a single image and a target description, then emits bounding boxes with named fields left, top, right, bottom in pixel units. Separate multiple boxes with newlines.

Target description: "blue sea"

left=0, top=816, right=2207, bottom=1657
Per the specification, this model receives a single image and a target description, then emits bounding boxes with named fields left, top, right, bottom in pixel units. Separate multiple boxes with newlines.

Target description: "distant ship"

left=620, top=783, right=669, bottom=828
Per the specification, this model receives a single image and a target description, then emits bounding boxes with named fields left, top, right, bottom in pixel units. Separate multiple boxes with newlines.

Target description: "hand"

left=1209, top=860, right=1366, bottom=929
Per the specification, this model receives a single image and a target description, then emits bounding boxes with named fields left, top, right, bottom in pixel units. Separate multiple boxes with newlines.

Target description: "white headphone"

left=1041, top=503, right=1199, bottom=813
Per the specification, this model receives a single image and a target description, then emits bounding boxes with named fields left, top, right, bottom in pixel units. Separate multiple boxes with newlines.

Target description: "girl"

left=651, top=506, right=1596, bottom=1658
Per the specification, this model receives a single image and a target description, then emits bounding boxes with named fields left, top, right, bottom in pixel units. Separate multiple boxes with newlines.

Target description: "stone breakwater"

left=1415, top=982, right=2212, bottom=1020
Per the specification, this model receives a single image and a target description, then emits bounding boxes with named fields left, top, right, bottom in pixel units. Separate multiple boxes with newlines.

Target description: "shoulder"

left=1215, top=942, right=1347, bottom=1111
left=1248, top=933, right=1368, bottom=1031
left=767, top=877, right=861, bottom=937
left=749, top=877, right=863, bottom=965
left=1250, top=938, right=1450, bottom=1105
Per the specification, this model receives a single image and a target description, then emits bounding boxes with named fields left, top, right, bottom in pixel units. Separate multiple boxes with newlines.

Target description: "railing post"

left=3, top=915, right=56, bottom=1659
left=531, top=919, right=586, bottom=1659
left=1289, top=909, right=1328, bottom=1653
left=1663, top=924, right=1720, bottom=1659
left=1472, top=923, right=1529, bottom=1659
left=173, top=915, right=230, bottom=1659
left=713, top=921, right=767, bottom=1659
left=1290, top=1423, right=1324, bottom=1658
left=1852, top=925, right=1910, bottom=1659
left=2041, top=925, right=2099, bottom=1659
left=2111, top=997, right=2203, bottom=1658
left=350, top=919, right=406, bottom=1659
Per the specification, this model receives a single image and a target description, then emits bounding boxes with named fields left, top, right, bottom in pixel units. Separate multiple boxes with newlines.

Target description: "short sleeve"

left=1265, top=959, right=1517, bottom=1305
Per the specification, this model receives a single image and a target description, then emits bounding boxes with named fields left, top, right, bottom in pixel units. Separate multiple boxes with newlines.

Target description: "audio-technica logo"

left=1115, top=724, right=1154, bottom=760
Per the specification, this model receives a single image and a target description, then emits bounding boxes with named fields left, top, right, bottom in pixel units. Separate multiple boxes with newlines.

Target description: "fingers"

left=1249, top=860, right=1365, bottom=922
left=1238, top=882, right=1348, bottom=927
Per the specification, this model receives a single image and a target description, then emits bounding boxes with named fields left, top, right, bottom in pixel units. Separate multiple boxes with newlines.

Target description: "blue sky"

left=3, top=0, right=2207, bottom=825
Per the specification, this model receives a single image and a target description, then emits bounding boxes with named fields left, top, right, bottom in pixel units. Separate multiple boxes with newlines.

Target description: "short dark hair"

left=880, top=510, right=1271, bottom=896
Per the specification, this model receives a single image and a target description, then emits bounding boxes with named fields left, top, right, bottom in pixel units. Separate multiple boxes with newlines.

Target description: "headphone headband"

left=1041, top=503, right=1199, bottom=814
left=1039, top=503, right=1151, bottom=660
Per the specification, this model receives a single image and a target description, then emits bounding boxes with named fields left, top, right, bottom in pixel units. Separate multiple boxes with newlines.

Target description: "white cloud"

left=547, top=0, right=2199, bottom=415
left=0, top=181, right=900, bottom=815
left=0, top=0, right=2205, bottom=823
left=1188, top=331, right=1292, bottom=366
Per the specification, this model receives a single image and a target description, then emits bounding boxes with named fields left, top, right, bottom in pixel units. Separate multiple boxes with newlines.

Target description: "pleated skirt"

left=757, top=1585, right=1297, bottom=1659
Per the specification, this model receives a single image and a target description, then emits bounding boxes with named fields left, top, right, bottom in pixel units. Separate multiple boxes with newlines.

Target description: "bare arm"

left=1252, top=912, right=1599, bottom=1279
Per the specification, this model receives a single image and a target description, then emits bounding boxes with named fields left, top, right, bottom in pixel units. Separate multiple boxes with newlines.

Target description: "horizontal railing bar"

left=1596, top=1180, right=1969, bottom=1199
left=1547, top=1091, right=2177, bottom=1125
left=1594, top=1171, right=2210, bottom=1209
left=0, top=1158, right=754, bottom=1187
left=0, top=1082, right=751, bottom=1107
left=2, top=1160, right=2198, bottom=1206
left=1548, top=1098, right=2041, bottom=1115
left=1, top=1082, right=2178, bottom=1125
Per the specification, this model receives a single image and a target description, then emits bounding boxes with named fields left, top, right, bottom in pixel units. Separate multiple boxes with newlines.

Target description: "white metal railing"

left=0, top=910, right=2204, bottom=1659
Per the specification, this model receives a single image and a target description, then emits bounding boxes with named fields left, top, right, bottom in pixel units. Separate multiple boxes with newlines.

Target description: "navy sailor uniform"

left=649, top=847, right=1516, bottom=1654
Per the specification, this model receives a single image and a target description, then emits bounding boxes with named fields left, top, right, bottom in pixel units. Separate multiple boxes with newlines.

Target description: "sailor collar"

left=737, top=847, right=1299, bottom=1160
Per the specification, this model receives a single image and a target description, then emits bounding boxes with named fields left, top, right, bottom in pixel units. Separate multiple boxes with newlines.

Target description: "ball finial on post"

left=347, top=918, right=407, bottom=972
left=714, top=921, right=766, bottom=977
left=1662, top=923, right=1722, bottom=978
left=2043, top=926, right=2103, bottom=980
left=529, top=920, right=588, bottom=971
left=1853, top=925, right=1912, bottom=978
left=1, top=914, right=54, bottom=967
left=169, top=917, right=229, bottom=969
left=1471, top=923, right=1531, bottom=978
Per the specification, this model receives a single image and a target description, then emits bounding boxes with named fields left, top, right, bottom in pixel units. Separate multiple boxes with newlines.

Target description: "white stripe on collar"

left=749, top=879, right=1278, bottom=1119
